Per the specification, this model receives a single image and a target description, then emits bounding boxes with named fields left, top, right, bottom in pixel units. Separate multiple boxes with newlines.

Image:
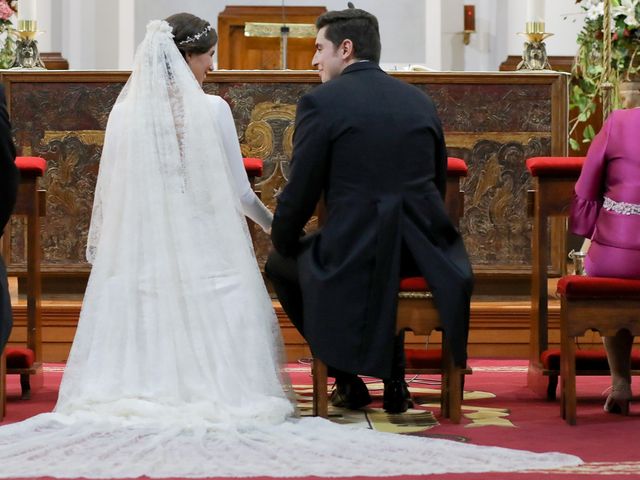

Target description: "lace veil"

left=87, top=20, right=241, bottom=264
left=54, top=19, right=292, bottom=421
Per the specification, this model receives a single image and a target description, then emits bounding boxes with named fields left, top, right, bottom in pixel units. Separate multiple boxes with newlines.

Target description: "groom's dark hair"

left=165, top=12, right=218, bottom=60
left=316, top=8, right=381, bottom=63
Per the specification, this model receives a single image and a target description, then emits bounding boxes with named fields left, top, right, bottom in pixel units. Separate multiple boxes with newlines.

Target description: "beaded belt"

left=603, top=196, right=640, bottom=215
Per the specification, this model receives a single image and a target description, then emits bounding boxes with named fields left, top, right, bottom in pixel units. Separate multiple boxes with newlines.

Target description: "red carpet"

left=2, top=359, right=640, bottom=479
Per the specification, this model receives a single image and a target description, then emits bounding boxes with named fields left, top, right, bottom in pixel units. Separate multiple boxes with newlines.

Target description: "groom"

left=0, top=84, right=18, bottom=351
left=267, top=7, right=473, bottom=413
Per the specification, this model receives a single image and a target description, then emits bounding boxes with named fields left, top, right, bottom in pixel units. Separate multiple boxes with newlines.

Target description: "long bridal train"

left=0, top=413, right=581, bottom=477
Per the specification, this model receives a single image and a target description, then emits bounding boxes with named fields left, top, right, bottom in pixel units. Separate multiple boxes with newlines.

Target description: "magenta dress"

left=570, top=108, right=640, bottom=278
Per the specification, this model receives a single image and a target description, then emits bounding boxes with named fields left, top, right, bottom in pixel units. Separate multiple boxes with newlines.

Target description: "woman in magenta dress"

left=570, top=107, right=640, bottom=415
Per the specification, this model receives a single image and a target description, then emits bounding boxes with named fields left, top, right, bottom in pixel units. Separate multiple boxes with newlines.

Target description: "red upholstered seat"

left=557, top=276, right=640, bottom=299
left=15, top=156, right=47, bottom=176
left=406, top=348, right=443, bottom=369
left=399, top=277, right=430, bottom=292
left=5, top=347, right=35, bottom=369
left=526, top=156, right=585, bottom=177
left=541, top=348, right=640, bottom=371
left=400, top=279, right=443, bottom=370
left=242, top=157, right=263, bottom=177
left=446, top=157, right=468, bottom=177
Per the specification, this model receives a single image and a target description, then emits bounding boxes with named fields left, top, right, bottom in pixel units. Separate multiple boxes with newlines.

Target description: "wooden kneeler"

left=557, top=276, right=640, bottom=425
left=396, top=286, right=464, bottom=422
left=312, top=296, right=464, bottom=423
left=3, top=157, right=47, bottom=401
left=311, top=157, right=469, bottom=422
left=525, top=156, right=585, bottom=399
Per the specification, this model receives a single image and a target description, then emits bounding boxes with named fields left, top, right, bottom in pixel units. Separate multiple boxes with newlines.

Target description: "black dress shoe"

left=330, top=376, right=372, bottom=410
left=383, top=379, right=413, bottom=413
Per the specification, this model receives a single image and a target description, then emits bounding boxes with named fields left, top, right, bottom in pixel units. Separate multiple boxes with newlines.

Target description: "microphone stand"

left=280, top=0, right=289, bottom=70
left=280, top=25, right=290, bottom=70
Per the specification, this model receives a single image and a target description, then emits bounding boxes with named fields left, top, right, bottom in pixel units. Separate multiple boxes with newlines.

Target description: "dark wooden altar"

left=1, top=70, right=570, bottom=360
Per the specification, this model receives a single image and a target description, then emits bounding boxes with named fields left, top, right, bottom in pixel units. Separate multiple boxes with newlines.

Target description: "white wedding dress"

left=0, top=21, right=582, bottom=478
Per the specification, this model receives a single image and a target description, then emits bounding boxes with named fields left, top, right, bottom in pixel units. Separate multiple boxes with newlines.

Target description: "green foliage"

left=0, top=24, right=17, bottom=69
left=571, top=0, right=640, bottom=149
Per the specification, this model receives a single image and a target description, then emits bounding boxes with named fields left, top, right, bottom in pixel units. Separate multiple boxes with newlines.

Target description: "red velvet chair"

left=2, top=157, right=47, bottom=417
left=313, top=157, right=470, bottom=423
left=243, top=157, right=263, bottom=188
left=557, top=276, right=640, bottom=424
left=525, top=156, right=586, bottom=399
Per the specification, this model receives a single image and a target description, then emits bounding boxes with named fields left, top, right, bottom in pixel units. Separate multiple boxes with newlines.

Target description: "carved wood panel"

left=1, top=71, right=568, bottom=284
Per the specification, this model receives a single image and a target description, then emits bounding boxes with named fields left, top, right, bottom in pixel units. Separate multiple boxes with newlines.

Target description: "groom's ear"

left=340, top=39, right=354, bottom=60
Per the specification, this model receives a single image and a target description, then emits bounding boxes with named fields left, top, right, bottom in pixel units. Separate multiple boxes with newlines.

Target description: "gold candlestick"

left=11, top=20, right=46, bottom=69
left=517, top=22, right=553, bottom=71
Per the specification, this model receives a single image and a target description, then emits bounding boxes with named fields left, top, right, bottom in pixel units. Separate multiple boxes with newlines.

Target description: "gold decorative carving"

left=283, top=123, right=294, bottom=159
left=251, top=102, right=297, bottom=122
left=42, top=130, right=105, bottom=146
left=237, top=101, right=319, bottom=260
left=241, top=121, right=274, bottom=160
left=446, top=131, right=551, bottom=150
left=240, top=102, right=296, bottom=160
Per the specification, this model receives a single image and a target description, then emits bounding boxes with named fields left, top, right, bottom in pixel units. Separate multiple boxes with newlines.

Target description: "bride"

left=0, top=14, right=581, bottom=477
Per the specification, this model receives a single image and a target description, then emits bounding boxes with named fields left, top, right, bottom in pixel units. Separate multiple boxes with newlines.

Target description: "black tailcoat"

left=0, top=84, right=18, bottom=349
left=272, top=62, right=472, bottom=378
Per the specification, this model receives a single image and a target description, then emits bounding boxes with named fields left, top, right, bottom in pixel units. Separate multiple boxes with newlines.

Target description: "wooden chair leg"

left=440, top=354, right=450, bottom=418
left=312, top=358, right=328, bottom=418
left=442, top=339, right=461, bottom=423
left=547, top=374, right=558, bottom=401
left=561, top=331, right=577, bottom=425
left=0, top=350, right=5, bottom=420
left=20, top=373, right=30, bottom=400
left=440, top=373, right=449, bottom=418
left=448, top=367, right=462, bottom=424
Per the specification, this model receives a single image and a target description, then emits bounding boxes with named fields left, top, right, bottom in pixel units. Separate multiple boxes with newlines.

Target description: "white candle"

left=526, top=0, right=545, bottom=23
left=18, top=0, right=37, bottom=21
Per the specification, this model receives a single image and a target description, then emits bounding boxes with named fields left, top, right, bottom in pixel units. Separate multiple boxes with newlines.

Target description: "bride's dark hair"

left=165, top=12, right=218, bottom=59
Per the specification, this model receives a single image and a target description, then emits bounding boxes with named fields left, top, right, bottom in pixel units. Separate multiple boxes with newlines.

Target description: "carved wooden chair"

left=526, top=156, right=587, bottom=399
left=243, top=157, right=263, bottom=191
left=313, top=157, right=469, bottom=423
left=557, top=276, right=640, bottom=425
left=527, top=157, right=640, bottom=405
left=3, top=157, right=47, bottom=405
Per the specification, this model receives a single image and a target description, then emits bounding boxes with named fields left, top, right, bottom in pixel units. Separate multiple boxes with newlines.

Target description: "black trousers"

left=265, top=243, right=420, bottom=382
left=0, top=255, right=13, bottom=350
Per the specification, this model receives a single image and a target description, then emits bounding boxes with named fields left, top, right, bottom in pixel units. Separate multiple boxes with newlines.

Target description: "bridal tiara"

left=178, top=24, right=214, bottom=45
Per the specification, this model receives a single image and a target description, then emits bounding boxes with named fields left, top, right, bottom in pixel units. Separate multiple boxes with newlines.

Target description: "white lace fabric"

left=0, top=20, right=582, bottom=477
left=0, top=416, right=581, bottom=477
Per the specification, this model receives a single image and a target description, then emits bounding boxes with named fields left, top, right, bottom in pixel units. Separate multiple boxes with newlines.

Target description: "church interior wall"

left=505, top=0, right=585, bottom=58
left=133, top=0, right=427, bottom=70
left=33, top=0, right=587, bottom=72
